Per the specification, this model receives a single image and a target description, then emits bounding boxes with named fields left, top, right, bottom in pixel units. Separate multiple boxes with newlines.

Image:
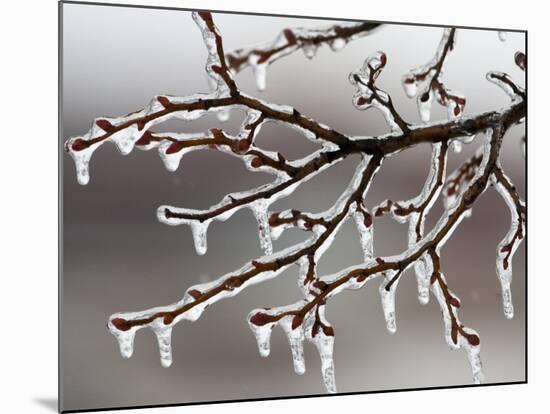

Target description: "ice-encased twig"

left=491, top=166, right=526, bottom=319
left=225, top=21, right=381, bottom=91
left=402, top=28, right=466, bottom=123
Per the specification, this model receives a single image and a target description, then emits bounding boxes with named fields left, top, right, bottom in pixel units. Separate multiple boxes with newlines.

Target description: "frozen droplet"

left=158, top=141, right=185, bottom=172
left=302, top=43, right=318, bottom=59
left=154, top=327, right=173, bottom=367
left=329, top=38, right=346, bottom=52
left=110, top=126, right=139, bottom=155
left=498, top=31, right=507, bottom=42
left=252, top=63, right=267, bottom=91
left=190, top=221, right=210, bottom=256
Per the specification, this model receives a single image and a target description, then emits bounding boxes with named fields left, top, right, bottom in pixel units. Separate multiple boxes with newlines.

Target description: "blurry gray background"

left=61, top=2, right=526, bottom=412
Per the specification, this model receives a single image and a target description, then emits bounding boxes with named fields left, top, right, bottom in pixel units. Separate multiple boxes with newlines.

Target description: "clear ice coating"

left=349, top=51, right=406, bottom=133
left=430, top=272, right=460, bottom=350
left=372, top=143, right=447, bottom=305
left=486, top=71, right=525, bottom=102
left=430, top=271, right=485, bottom=383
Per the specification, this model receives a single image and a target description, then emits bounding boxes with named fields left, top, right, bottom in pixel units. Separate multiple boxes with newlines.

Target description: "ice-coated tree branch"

left=225, top=20, right=382, bottom=91
left=65, top=11, right=526, bottom=393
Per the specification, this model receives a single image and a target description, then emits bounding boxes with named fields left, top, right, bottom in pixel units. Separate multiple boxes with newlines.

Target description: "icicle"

left=66, top=138, right=98, bottom=185
left=247, top=310, right=275, bottom=357
left=252, top=63, right=268, bottom=91
left=190, top=221, right=210, bottom=256
left=379, top=272, right=398, bottom=334
left=254, top=325, right=273, bottom=357
left=311, top=333, right=336, bottom=393
left=158, top=141, right=186, bottom=172
left=250, top=200, right=273, bottom=255
left=414, top=254, right=431, bottom=305
left=353, top=208, right=373, bottom=261
left=418, top=92, right=433, bottom=122
left=498, top=31, right=507, bottom=42
left=280, top=317, right=306, bottom=375
left=501, top=284, right=514, bottom=319
left=108, top=321, right=136, bottom=359
left=117, top=331, right=135, bottom=359
left=154, top=327, right=173, bottom=367
left=463, top=338, right=484, bottom=384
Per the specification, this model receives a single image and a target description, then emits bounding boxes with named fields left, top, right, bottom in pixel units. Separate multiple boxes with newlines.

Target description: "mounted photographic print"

left=60, top=1, right=526, bottom=412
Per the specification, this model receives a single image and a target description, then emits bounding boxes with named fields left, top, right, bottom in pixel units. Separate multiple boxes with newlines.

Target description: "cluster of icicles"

left=66, top=14, right=524, bottom=394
